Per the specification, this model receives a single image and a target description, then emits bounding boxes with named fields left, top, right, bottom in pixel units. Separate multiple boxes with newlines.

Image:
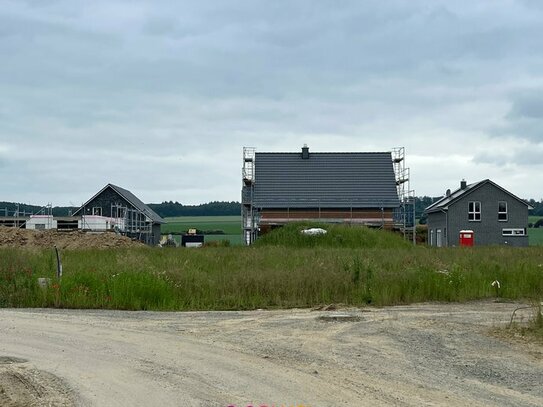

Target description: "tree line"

left=2, top=197, right=542, bottom=219
left=147, top=201, right=240, bottom=217
left=0, top=202, right=77, bottom=217
left=0, top=201, right=241, bottom=218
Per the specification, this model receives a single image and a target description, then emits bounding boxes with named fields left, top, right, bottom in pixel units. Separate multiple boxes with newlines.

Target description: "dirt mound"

left=0, top=227, right=144, bottom=249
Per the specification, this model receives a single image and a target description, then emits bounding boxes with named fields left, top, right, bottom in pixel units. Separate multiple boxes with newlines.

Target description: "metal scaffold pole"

left=241, top=147, right=257, bottom=245
left=392, top=147, right=416, bottom=244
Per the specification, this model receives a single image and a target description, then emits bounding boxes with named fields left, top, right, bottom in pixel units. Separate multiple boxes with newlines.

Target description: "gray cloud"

left=508, top=92, right=543, bottom=119
left=489, top=90, right=543, bottom=142
left=472, top=141, right=543, bottom=167
left=1, top=0, right=543, bottom=204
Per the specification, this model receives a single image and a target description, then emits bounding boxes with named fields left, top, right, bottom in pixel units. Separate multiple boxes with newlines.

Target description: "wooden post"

left=54, top=246, right=63, bottom=279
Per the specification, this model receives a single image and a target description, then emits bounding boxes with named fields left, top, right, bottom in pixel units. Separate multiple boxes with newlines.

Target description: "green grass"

left=528, top=216, right=543, bottom=246
left=255, top=222, right=411, bottom=249
left=529, top=216, right=543, bottom=224
left=1, top=223, right=542, bottom=311
left=169, top=234, right=243, bottom=246
left=529, top=228, right=543, bottom=246
left=161, top=216, right=241, bottom=244
left=204, top=234, right=243, bottom=245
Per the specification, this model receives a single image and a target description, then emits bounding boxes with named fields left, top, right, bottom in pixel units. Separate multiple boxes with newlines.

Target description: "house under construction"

left=242, top=145, right=415, bottom=245
left=72, top=184, right=164, bottom=245
left=0, top=204, right=80, bottom=231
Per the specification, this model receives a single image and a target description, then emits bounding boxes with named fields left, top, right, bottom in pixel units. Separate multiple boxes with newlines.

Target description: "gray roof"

left=425, top=179, right=533, bottom=213
left=252, top=152, right=400, bottom=208
left=74, top=184, right=165, bottom=224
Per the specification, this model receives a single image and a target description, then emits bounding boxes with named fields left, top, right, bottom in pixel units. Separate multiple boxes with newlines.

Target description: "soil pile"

left=0, top=227, right=144, bottom=249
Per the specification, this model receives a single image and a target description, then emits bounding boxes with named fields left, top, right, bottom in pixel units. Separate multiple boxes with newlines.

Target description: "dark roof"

left=425, top=179, right=533, bottom=213
left=73, top=184, right=165, bottom=224
left=252, top=152, right=400, bottom=208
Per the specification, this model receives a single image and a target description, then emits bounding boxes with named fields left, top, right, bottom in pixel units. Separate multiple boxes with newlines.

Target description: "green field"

left=161, top=216, right=242, bottom=245
left=529, top=216, right=543, bottom=246
left=529, top=228, right=543, bottom=245
left=1, top=224, right=543, bottom=313
left=163, top=215, right=543, bottom=246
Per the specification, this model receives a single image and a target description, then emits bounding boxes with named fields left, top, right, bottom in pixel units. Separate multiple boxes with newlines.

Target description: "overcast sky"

left=1, top=0, right=542, bottom=206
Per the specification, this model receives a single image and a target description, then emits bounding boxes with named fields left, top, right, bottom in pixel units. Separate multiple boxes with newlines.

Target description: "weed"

left=1, top=228, right=542, bottom=311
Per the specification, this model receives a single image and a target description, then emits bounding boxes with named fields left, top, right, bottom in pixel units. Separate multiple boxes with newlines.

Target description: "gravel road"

left=0, top=301, right=542, bottom=406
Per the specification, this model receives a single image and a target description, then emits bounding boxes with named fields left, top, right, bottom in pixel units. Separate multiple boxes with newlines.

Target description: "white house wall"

left=26, top=215, right=57, bottom=230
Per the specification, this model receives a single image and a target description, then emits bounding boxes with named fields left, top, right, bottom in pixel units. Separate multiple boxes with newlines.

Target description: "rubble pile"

left=0, top=227, right=144, bottom=249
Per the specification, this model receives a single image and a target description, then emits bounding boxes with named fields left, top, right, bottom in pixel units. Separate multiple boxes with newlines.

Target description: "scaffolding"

left=241, top=146, right=416, bottom=245
left=241, top=147, right=257, bottom=245
left=34, top=203, right=53, bottom=229
left=110, top=203, right=153, bottom=244
left=0, top=203, right=52, bottom=229
left=392, top=147, right=416, bottom=244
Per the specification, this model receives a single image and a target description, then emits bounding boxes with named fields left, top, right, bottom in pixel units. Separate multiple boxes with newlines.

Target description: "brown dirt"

left=0, top=302, right=542, bottom=406
left=0, top=226, right=144, bottom=249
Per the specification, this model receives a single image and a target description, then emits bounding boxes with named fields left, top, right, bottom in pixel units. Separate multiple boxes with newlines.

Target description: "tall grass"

left=1, top=244, right=542, bottom=311
left=254, top=222, right=411, bottom=249
left=1, top=223, right=541, bottom=310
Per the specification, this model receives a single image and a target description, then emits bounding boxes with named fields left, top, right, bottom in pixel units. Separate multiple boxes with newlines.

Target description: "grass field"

left=1, top=224, right=542, bottom=312
left=529, top=228, right=543, bottom=245
left=529, top=216, right=543, bottom=246
left=529, top=216, right=543, bottom=224
left=161, top=216, right=242, bottom=245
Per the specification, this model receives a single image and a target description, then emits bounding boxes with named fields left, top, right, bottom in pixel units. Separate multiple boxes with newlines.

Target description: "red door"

left=459, top=230, right=474, bottom=247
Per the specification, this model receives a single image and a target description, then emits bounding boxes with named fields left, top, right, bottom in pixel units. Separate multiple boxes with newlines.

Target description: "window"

left=92, top=207, right=102, bottom=216
left=502, top=228, right=526, bottom=236
left=468, top=201, right=481, bottom=221
left=112, top=206, right=125, bottom=219
left=498, top=201, right=507, bottom=221
left=430, top=229, right=434, bottom=246
left=436, top=229, right=442, bottom=247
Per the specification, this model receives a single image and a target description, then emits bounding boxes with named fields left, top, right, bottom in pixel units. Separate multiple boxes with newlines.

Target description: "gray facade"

left=73, top=184, right=164, bottom=246
left=74, top=187, right=133, bottom=218
left=425, top=180, right=531, bottom=247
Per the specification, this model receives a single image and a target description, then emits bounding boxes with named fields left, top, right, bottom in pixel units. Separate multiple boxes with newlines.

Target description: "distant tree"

left=415, top=196, right=443, bottom=219
left=148, top=201, right=241, bottom=217
left=418, top=214, right=427, bottom=225
left=527, top=199, right=543, bottom=216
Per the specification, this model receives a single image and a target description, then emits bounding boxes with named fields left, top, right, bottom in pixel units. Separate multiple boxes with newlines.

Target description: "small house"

left=73, top=184, right=165, bottom=245
left=425, top=179, right=532, bottom=247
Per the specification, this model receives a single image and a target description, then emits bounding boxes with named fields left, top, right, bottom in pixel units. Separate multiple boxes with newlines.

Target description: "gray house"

left=73, top=184, right=164, bottom=245
left=425, top=179, right=532, bottom=247
left=242, top=146, right=401, bottom=244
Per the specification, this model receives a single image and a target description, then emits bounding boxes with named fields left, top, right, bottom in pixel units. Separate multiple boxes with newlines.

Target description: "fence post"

left=55, top=246, right=63, bottom=279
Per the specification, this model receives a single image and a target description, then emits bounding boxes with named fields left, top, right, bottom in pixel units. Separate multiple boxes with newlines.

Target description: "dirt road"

left=0, top=301, right=542, bottom=406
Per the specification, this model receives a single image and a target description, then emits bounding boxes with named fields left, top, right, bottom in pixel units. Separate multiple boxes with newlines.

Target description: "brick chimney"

left=301, top=144, right=309, bottom=159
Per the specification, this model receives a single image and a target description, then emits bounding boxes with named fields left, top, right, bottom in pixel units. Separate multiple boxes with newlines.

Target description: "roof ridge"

left=425, top=179, right=531, bottom=212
